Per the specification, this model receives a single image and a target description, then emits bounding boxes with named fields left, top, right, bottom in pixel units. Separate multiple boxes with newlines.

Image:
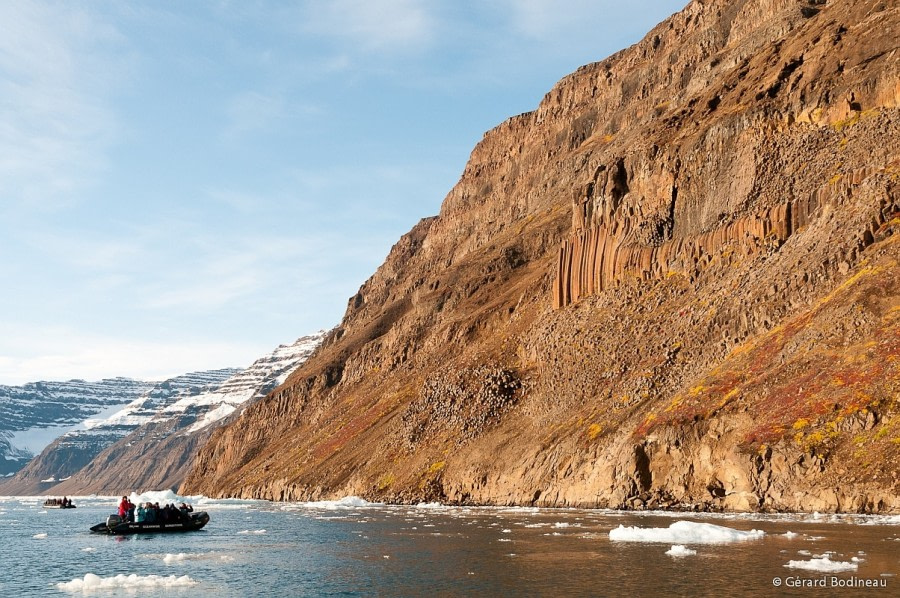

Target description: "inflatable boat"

left=90, top=511, right=209, bottom=534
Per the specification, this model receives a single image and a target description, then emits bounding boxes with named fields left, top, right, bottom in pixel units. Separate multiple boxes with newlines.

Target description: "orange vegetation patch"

left=636, top=262, right=899, bottom=449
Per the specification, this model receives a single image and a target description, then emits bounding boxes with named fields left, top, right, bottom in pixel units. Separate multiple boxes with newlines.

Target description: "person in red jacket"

left=118, top=496, right=135, bottom=521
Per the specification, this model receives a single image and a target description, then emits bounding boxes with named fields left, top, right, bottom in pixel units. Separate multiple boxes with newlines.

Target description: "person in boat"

left=135, top=502, right=147, bottom=523
left=118, top=496, right=129, bottom=518
left=178, top=502, right=194, bottom=522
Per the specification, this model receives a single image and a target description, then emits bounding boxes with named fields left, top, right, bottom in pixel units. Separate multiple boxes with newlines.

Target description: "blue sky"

left=0, top=0, right=685, bottom=384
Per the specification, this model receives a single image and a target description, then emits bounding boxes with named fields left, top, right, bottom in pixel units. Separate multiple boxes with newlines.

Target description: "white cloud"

left=0, top=325, right=263, bottom=384
left=0, top=2, right=127, bottom=207
left=300, top=0, right=434, bottom=52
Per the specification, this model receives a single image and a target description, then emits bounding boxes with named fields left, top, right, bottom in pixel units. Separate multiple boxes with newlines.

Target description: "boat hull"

left=90, top=511, right=209, bottom=534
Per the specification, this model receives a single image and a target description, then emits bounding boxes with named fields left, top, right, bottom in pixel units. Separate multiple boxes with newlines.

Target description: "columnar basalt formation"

left=183, top=0, right=900, bottom=513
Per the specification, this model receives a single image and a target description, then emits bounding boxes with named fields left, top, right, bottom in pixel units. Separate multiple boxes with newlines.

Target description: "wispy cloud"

left=0, top=2, right=128, bottom=208
left=299, top=0, right=434, bottom=53
left=0, top=324, right=264, bottom=384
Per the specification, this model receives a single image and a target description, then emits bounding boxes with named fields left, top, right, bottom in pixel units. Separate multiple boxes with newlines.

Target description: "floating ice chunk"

left=785, top=556, right=858, bottom=573
left=501, top=529, right=512, bottom=533
left=80, top=547, right=95, bottom=552
left=782, top=531, right=798, bottom=538
left=237, top=529, right=266, bottom=535
left=33, top=533, right=47, bottom=539
left=609, top=521, right=765, bottom=544
left=129, top=489, right=181, bottom=505
left=57, top=573, right=197, bottom=592
left=162, top=552, right=233, bottom=564
left=299, top=496, right=382, bottom=510
left=415, top=502, right=444, bottom=509
left=666, top=545, right=697, bottom=557
left=553, top=522, right=570, bottom=528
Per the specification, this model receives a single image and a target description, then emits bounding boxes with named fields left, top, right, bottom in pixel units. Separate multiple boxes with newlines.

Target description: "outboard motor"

left=106, top=514, right=122, bottom=528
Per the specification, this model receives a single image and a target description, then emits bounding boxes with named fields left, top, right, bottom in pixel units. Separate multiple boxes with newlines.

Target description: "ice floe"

left=237, top=529, right=267, bottom=535
left=609, top=520, right=765, bottom=544
left=57, top=573, right=197, bottom=592
left=297, top=496, right=383, bottom=510
left=666, top=545, right=697, bottom=557
left=32, top=533, right=47, bottom=539
left=785, top=556, right=858, bottom=573
left=782, top=531, right=798, bottom=539
left=162, top=552, right=234, bottom=564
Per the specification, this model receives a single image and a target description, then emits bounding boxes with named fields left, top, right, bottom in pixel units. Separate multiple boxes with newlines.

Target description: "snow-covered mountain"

left=0, top=377, right=155, bottom=476
left=161, top=332, right=327, bottom=435
left=1, top=331, right=326, bottom=494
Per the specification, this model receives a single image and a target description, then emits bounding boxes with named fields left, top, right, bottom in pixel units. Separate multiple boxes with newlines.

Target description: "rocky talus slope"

left=183, top=0, right=899, bottom=513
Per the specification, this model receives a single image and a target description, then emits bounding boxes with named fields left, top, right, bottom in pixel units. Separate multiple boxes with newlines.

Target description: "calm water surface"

left=1, top=495, right=898, bottom=596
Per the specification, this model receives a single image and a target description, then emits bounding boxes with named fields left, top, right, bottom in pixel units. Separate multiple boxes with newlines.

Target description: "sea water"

left=1, top=493, right=898, bottom=596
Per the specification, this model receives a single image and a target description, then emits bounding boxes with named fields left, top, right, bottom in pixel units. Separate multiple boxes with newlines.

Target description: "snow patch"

left=666, top=545, right=697, bottom=557
left=609, top=520, right=765, bottom=544
left=57, top=573, right=197, bottom=592
left=785, top=556, right=858, bottom=573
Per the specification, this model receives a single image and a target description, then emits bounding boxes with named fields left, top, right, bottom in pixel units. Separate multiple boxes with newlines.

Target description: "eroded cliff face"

left=182, top=0, right=900, bottom=513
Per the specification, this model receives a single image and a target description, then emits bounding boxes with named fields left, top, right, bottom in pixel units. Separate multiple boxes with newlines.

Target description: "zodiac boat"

left=90, top=511, right=209, bottom=534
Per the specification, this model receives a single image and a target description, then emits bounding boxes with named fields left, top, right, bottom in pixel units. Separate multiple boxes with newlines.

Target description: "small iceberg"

left=666, top=545, right=697, bottom=557
left=299, top=496, right=383, bottom=510
left=609, top=520, right=765, bottom=544
left=785, top=556, right=858, bottom=573
left=57, top=573, right=197, bottom=592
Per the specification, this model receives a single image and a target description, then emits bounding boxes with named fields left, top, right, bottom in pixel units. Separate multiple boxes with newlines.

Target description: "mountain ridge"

left=180, top=0, right=898, bottom=512
left=0, top=332, right=326, bottom=495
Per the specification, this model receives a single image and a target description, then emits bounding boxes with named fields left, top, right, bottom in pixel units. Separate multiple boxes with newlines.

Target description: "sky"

left=0, top=0, right=686, bottom=385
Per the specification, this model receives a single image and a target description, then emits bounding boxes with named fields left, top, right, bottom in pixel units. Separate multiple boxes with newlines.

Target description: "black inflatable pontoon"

left=90, top=511, right=209, bottom=534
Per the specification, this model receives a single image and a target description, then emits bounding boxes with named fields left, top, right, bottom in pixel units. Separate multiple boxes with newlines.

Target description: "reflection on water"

left=0, top=496, right=898, bottom=596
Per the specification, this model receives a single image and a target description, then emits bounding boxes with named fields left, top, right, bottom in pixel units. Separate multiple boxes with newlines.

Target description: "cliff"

left=182, top=0, right=899, bottom=513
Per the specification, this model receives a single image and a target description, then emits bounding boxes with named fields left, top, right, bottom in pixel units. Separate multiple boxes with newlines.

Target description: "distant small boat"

left=43, top=499, right=76, bottom=509
left=90, top=512, right=210, bottom=535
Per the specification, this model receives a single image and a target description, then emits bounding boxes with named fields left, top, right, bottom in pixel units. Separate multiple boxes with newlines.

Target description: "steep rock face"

left=47, top=332, right=325, bottom=495
left=183, top=0, right=899, bottom=513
